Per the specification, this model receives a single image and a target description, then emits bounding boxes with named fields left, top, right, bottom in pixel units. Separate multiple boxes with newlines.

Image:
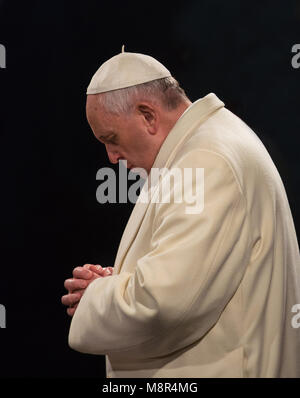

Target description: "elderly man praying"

left=61, top=48, right=300, bottom=378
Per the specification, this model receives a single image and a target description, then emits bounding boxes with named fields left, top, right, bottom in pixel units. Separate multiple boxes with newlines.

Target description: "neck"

left=160, top=99, right=192, bottom=142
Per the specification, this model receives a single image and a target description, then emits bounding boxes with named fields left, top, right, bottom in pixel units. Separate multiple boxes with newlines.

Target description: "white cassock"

left=68, top=93, right=300, bottom=378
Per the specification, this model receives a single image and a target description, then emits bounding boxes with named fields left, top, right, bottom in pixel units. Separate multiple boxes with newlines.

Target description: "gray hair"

left=96, top=76, right=190, bottom=116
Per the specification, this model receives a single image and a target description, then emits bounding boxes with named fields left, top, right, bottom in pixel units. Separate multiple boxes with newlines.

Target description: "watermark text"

left=0, top=44, right=6, bottom=69
left=291, top=44, right=300, bottom=69
left=291, top=304, right=300, bottom=328
left=96, top=161, right=204, bottom=214
left=0, top=304, right=6, bottom=328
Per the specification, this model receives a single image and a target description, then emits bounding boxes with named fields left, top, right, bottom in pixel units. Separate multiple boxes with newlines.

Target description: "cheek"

left=125, top=132, right=146, bottom=153
left=132, top=141, right=150, bottom=162
left=122, top=123, right=150, bottom=161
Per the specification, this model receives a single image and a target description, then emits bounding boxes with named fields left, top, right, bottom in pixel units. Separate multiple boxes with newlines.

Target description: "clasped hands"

left=61, top=264, right=113, bottom=317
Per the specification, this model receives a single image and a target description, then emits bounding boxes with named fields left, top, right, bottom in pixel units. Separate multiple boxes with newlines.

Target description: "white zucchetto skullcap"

left=86, top=45, right=172, bottom=95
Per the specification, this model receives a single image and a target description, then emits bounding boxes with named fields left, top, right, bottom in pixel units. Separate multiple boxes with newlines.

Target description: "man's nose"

left=106, top=148, right=121, bottom=164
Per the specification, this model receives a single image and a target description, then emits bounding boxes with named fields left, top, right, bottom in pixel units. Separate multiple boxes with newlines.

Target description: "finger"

left=72, top=266, right=93, bottom=280
left=102, top=267, right=113, bottom=276
left=67, top=305, right=77, bottom=317
left=88, top=265, right=114, bottom=277
left=88, top=264, right=105, bottom=275
left=61, top=293, right=81, bottom=307
left=64, top=278, right=88, bottom=292
left=83, top=263, right=99, bottom=271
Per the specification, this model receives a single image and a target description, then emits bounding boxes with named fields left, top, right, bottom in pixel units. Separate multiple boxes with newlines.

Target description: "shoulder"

left=170, top=147, right=243, bottom=197
left=172, top=107, right=272, bottom=196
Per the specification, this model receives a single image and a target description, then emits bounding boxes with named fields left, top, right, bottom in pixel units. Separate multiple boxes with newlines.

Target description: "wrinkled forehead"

left=85, top=95, right=128, bottom=140
left=86, top=94, right=108, bottom=127
left=86, top=94, right=100, bottom=115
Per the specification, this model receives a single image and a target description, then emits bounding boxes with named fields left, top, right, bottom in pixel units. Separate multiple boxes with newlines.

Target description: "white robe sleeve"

left=68, top=149, right=249, bottom=358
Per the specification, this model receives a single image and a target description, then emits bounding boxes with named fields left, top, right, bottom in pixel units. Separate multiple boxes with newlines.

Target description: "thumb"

left=88, top=264, right=106, bottom=276
left=103, top=267, right=113, bottom=276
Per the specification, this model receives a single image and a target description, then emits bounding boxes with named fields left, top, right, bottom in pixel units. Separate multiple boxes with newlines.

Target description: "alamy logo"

left=96, top=160, right=204, bottom=214
left=0, top=304, right=6, bottom=328
left=291, top=44, right=300, bottom=69
left=291, top=304, right=300, bottom=328
left=0, top=44, right=6, bottom=69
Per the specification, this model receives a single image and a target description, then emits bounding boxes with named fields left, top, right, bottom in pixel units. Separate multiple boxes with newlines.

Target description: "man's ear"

left=137, top=103, right=157, bottom=134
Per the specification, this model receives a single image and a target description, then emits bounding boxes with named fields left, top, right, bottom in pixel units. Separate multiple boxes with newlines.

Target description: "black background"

left=0, top=0, right=299, bottom=378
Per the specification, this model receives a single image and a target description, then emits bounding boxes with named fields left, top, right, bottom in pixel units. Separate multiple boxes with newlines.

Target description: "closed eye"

left=107, top=137, right=118, bottom=145
left=99, top=134, right=118, bottom=145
